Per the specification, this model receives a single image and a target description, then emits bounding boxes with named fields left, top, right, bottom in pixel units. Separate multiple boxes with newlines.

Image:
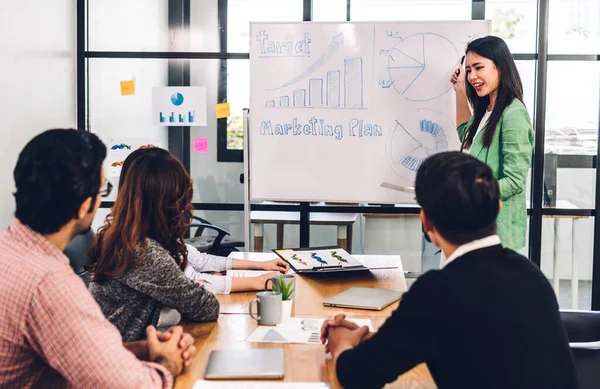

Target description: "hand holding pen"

left=450, top=55, right=466, bottom=91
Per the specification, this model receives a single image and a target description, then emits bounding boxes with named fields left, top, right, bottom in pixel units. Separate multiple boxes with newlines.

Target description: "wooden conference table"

left=174, top=253, right=436, bottom=389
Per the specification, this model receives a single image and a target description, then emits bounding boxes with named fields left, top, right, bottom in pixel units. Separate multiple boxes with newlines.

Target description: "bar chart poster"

left=249, top=21, right=489, bottom=204
left=152, top=86, right=207, bottom=126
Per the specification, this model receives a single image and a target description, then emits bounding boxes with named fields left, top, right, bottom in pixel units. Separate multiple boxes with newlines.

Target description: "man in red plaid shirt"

left=0, top=129, right=196, bottom=388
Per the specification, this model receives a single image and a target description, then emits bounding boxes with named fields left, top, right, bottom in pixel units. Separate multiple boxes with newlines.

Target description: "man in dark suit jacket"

left=321, top=152, right=578, bottom=389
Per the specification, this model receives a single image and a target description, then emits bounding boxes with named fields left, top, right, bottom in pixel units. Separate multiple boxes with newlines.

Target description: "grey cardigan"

left=90, top=238, right=220, bottom=341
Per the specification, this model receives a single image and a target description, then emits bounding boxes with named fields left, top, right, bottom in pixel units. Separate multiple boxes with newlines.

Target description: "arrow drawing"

left=310, top=252, right=328, bottom=266
left=267, top=33, right=344, bottom=91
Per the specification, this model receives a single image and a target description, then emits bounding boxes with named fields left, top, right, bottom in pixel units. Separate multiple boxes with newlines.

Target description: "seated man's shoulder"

left=502, top=248, right=542, bottom=270
left=406, top=270, right=450, bottom=298
left=0, top=245, right=73, bottom=284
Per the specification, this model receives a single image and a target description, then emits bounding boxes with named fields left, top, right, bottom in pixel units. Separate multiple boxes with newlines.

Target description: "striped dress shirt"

left=0, top=219, right=173, bottom=388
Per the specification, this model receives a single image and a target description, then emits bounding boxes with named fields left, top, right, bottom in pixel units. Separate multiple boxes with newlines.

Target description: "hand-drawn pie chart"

left=387, top=33, right=458, bottom=102
left=386, top=110, right=450, bottom=179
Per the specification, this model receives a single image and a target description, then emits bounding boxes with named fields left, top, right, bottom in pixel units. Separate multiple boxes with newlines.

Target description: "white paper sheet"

left=193, top=382, right=329, bottom=389
left=247, top=317, right=373, bottom=344
left=226, top=270, right=272, bottom=278
left=227, top=252, right=280, bottom=262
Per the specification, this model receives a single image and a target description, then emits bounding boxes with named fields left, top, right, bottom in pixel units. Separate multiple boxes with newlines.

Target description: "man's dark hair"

left=14, top=129, right=107, bottom=234
left=415, top=151, right=500, bottom=245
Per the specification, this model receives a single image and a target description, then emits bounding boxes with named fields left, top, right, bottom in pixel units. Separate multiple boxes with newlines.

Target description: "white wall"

left=0, top=0, right=76, bottom=229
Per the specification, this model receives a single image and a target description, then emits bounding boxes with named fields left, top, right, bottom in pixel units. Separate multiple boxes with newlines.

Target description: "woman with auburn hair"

left=117, top=147, right=289, bottom=295
left=88, top=152, right=221, bottom=341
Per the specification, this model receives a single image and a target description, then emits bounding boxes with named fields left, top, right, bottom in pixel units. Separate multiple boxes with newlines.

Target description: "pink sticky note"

left=194, top=138, right=209, bottom=153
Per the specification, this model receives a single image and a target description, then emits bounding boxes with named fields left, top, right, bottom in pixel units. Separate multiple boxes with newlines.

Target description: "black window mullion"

left=529, top=0, right=550, bottom=267
left=167, top=0, right=191, bottom=171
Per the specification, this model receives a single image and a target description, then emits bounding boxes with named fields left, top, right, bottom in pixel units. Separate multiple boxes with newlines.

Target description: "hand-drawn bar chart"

left=265, top=57, right=363, bottom=109
left=159, top=110, right=196, bottom=123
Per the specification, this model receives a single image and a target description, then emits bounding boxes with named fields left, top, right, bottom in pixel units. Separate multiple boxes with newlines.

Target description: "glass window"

left=227, top=0, right=303, bottom=53
left=486, top=0, right=538, bottom=53
left=313, top=0, right=347, bottom=21
left=87, top=0, right=170, bottom=51
left=545, top=61, right=599, bottom=156
left=87, top=58, right=171, bottom=195
left=190, top=0, right=221, bottom=52
left=544, top=61, right=598, bottom=212
left=363, top=214, right=423, bottom=270
left=195, top=210, right=245, bottom=249
left=225, top=59, right=249, bottom=151
left=89, top=0, right=224, bottom=52
left=350, top=0, right=471, bottom=21
left=516, top=60, right=536, bottom=120
left=188, top=59, right=244, bottom=202
left=541, top=216, right=594, bottom=309
left=549, top=0, right=600, bottom=54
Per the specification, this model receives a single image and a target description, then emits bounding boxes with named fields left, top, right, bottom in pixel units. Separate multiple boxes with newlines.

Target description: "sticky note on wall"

left=120, top=80, right=135, bottom=96
left=194, top=138, right=209, bottom=153
left=216, top=103, right=230, bottom=119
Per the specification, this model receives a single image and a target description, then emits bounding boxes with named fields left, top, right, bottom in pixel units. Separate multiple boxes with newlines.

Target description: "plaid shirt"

left=0, top=220, right=173, bottom=388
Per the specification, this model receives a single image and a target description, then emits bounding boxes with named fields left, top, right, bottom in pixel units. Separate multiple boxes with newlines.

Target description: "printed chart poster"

left=275, top=248, right=362, bottom=270
left=105, top=137, right=162, bottom=182
left=247, top=317, right=374, bottom=344
left=152, top=86, right=207, bottom=126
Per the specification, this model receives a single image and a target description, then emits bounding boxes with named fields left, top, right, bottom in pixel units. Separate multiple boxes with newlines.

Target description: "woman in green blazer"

left=450, top=36, right=534, bottom=251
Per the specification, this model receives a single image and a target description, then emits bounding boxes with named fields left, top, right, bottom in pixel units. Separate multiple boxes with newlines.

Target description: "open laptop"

left=204, top=348, right=284, bottom=380
left=323, top=287, right=404, bottom=311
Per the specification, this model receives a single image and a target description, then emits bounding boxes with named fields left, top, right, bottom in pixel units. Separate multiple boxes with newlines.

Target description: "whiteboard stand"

left=299, top=202, right=310, bottom=248
left=243, top=108, right=251, bottom=250
left=244, top=107, right=311, bottom=250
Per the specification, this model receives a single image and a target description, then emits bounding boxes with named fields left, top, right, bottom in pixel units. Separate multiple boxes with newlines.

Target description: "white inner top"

left=463, top=110, right=492, bottom=154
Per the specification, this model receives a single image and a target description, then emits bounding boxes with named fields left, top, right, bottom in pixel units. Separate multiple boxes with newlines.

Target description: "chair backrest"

left=64, top=229, right=95, bottom=287
left=561, top=310, right=600, bottom=389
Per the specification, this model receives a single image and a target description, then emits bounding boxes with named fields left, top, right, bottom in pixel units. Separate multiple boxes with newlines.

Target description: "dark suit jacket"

left=336, top=245, right=578, bottom=389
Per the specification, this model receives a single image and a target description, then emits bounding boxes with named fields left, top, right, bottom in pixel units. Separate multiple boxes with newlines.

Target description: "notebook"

left=204, top=348, right=284, bottom=380
left=323, top=287, right=404, bottom=311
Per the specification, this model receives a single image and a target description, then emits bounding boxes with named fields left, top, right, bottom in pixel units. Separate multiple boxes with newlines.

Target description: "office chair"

left=186, top=215, right=244, bottom=257
left=560, top=310, right=600, bottom=389
left=64, top=228, right=95, bottom=287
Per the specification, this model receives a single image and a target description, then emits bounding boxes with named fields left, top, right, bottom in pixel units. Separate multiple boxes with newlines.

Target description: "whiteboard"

left=250, top=21, right=490, bottom=204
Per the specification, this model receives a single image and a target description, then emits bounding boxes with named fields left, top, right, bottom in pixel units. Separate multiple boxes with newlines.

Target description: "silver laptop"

left=204, top=348, right=284, bottom=380
left=323, top=287, right=404, bottom=311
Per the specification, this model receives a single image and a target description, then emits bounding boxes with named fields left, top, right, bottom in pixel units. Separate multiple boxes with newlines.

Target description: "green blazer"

left=457, top=98, right=534, bottom=250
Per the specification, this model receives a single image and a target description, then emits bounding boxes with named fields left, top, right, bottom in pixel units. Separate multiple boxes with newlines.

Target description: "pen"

left=455, top=55, right=465, bottom=77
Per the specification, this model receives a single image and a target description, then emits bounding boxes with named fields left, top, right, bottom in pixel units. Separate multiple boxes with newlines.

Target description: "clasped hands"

left=320, top=313, right=371, bottom=359
left=147, top=325, right=196, bottom=377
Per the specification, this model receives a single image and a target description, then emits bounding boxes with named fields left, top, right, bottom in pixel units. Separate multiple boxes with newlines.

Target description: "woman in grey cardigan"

left=89, top=152, right=220, bottom=341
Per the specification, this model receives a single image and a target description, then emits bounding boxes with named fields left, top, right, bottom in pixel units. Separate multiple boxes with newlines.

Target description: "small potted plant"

left=276, top=277, right=295, bottom=318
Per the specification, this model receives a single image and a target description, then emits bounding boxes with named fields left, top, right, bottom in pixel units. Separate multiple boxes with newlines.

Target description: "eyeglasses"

left=99, top=181, right=113, bottom=198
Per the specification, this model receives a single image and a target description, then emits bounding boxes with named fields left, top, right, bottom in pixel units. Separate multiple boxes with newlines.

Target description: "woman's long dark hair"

left=89, top=149, right=193, bottom=283
left=462, top=36, right=524, bottom=150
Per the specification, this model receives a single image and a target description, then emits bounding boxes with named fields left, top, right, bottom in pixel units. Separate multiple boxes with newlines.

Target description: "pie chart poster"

left=152, top=86, right=207, bottom=126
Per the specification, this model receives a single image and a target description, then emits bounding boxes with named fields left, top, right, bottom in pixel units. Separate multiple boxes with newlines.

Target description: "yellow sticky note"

left=216, top=103, right=231, bottom=119
left=120, top=80, right=135, bottom=96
